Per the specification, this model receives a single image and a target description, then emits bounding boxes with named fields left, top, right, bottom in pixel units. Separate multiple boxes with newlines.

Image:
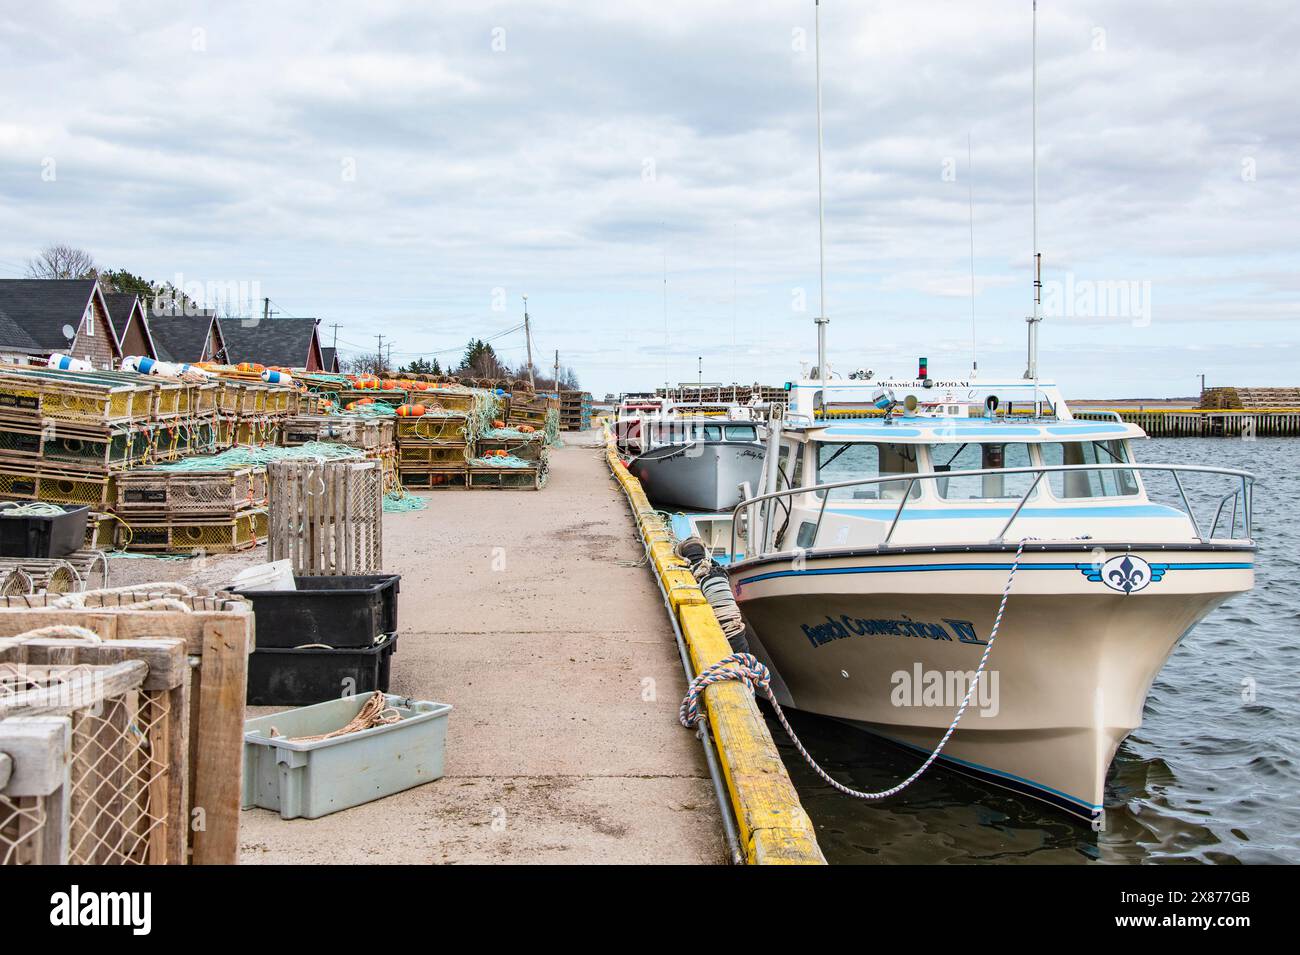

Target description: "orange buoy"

left=396, top=403, right=427, bottom=417
left=518, top=424, right=536, bottom=433
left=492, top=419, right=506, bottom=429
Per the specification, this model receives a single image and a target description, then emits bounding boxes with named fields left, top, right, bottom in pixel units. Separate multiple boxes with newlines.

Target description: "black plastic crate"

left=0, top=504, right=90, bottom=559
left=233, top=574, right=400, bottom=649
left=246, top=632, right=397, bottom=706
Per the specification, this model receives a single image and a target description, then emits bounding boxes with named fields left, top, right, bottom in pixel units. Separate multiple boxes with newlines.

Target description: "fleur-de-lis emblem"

left=1100, top=554, right=1152, bottom=594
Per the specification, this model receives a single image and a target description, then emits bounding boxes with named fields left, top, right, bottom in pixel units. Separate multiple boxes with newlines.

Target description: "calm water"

left=765, top=438, right=1300, bottom=864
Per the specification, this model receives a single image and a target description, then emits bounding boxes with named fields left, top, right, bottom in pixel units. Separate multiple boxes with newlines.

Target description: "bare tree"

left=26, top=244, right=97, bottom=280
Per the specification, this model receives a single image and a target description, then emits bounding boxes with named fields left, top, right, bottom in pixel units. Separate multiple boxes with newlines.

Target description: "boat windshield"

left=724, top=424, right=757, bottom=442
left=1040, top=440, right=1140, bottom=498
left=815, top=442, right=921, bottom=500
left=933, top=442, right=1038, bottom=500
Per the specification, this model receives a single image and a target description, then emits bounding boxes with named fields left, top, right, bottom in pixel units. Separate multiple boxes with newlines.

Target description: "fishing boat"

left=613, top=395, right=765, bottom=512
left=716, top=0, right=1258, bottom=827
left=726, top=373, right=1255, bottom=825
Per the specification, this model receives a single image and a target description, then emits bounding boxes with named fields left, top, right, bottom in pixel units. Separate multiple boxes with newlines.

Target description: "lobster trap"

left=114, top=467, right=267, bottom=516
left=268, top=458, right=383, bottom=574
left=0, top=368, right=156, bottom=426
left=467, top=464, right=545, bottom=490
left=0, top=464, right=115, bottom=509
left=0, top=637, right=188, bottom=865
left=400, top=466, right=467, bottom=489
left=119, top=508, right=268, bottom=554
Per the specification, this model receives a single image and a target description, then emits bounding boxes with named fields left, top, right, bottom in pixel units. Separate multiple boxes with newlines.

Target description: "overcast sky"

left=1, top=0, right=1296, bottom=397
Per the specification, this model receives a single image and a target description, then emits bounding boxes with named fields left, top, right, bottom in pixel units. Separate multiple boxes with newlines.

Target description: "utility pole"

left=375, top=334, right=384, bottom=375
left=262, top=297, right=277, bottom=323
left=330, top=323, right=340, bottom=350
left=522, top=296, right=535, bottom=390
left=553, top=349, right=560, bottom=393
left=698, top=355, right=702, bottom=390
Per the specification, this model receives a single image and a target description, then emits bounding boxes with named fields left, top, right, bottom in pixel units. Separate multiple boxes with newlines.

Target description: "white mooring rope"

left=679, top=537, right=1033, bottom=800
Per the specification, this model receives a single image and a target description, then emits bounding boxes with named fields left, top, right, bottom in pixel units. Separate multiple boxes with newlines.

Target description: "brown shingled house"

left=104, top=291, right=157, bottom=360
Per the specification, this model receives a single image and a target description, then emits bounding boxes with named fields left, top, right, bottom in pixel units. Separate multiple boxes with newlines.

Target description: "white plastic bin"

left=231, top=559, right=297, bottom=592
left=242, top=693, right=452, bottom=819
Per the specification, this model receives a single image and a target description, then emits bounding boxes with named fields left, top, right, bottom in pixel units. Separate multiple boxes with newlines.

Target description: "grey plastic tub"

left=242, top=693, right=452, bottom=820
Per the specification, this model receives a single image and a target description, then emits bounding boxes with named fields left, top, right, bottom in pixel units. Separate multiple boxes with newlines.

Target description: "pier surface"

left=229, top=431, right=725, bottom=864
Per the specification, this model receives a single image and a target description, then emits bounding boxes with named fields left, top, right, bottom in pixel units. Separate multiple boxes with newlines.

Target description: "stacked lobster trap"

left=112, top=466, right=269, bottom=554
left=0, top=365, right=301, bottom=556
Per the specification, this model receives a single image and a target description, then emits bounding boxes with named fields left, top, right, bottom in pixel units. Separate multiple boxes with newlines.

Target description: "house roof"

left=147, top=315, right=221, bottom=364
left=0, top=279, right=115, bottom=352
left=103, top=291, right=157, bottom=357
left=221, top=317, right=321, bottom=368
left=102, top=292, right=139, bottom=336
left=321, top=345, right=338, bottom=371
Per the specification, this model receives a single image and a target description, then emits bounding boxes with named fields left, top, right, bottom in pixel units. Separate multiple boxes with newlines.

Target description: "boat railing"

left=732, top=462, right=1256, bottom=560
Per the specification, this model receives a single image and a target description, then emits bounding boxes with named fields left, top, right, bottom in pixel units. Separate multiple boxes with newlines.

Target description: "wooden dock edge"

left=603, top=428, right=826, bottom=865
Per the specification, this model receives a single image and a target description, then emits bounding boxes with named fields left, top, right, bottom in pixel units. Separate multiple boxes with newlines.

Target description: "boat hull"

left=631, top=441, right=765, bottom=512
left=729, top=545, right=1254, bottom=823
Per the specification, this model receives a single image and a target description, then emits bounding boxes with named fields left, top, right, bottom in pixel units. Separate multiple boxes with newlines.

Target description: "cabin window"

left=697, top=424, right=722, bottom=441
left=724, top=425, right=756, bottom=442
left=816, top=442, right=921, bottom=500
left=933, top=442, right=1037, bottom=500
left=1040, top=440, right=1139, bottom=498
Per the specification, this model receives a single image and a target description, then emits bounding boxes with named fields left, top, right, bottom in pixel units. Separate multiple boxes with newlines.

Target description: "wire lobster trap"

left=268, top=458, right=383, bottom=575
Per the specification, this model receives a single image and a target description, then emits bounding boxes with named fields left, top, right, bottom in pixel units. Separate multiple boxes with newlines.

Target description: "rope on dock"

left=680, top=538, right=1031, bottom=801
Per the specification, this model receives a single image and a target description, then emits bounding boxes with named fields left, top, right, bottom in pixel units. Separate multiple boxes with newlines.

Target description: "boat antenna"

left=967, top=131, right=978, bottom=377
left=1024, top=0, right=1042, bottom=382
left=814, top=0, right=828, bottom=394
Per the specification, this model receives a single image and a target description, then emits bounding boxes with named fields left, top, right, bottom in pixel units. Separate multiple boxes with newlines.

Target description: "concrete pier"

left=234, top=432, right=726, bottom=864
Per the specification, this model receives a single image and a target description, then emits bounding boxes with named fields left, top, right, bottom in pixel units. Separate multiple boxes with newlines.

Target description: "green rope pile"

left=469, top=455, right=535, bottom=468
left=0, top=501, right=69, bottom=516
left=383, top=492, right=427, bottom=512
left=152, top=442, right=364, bottom=471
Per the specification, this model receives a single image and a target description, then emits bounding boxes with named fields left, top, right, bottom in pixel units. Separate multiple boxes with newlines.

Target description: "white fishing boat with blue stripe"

left=725, top=374, right=1256, bottom=825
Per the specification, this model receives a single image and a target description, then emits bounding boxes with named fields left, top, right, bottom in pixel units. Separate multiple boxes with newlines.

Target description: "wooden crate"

left=0, top=593, right=254, bottom=865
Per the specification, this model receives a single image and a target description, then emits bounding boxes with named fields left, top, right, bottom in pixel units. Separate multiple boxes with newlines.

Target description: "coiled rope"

left=679, top=537, right=1031, bottom=800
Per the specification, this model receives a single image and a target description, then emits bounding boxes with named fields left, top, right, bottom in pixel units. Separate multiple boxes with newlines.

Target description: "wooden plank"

left=189, top=616, right=247, bottom=865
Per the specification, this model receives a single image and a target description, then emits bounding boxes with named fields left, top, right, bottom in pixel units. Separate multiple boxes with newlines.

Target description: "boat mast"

left=1024, top=0, right=1041, bottom=382
left=814, top=0, right=828, bottom=393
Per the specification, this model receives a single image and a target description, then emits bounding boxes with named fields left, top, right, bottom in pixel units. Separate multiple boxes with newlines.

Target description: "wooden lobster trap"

left=467, top=463, right=544, bottom=490
left=114, top=466, right=267, bottom=516
left=396, top=413, right=469, bottom=442
left=0, top=370, right=152, bottom=426
left=268, top=458, right=383, bottom=574
left=281, top=415, right=387, bottom=450
left=120, top=508, right=268, bottom=554
left=400, top=465, right=467, bottom=489
left=398, top=443, right=468, bottom=466
left=0, top=639, right=188, bottom=865
left=0, top=592, right=254, bottom=864
left=476, top=435, right=546, bottom=463
left=0, top=464, right=115, bottom=509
